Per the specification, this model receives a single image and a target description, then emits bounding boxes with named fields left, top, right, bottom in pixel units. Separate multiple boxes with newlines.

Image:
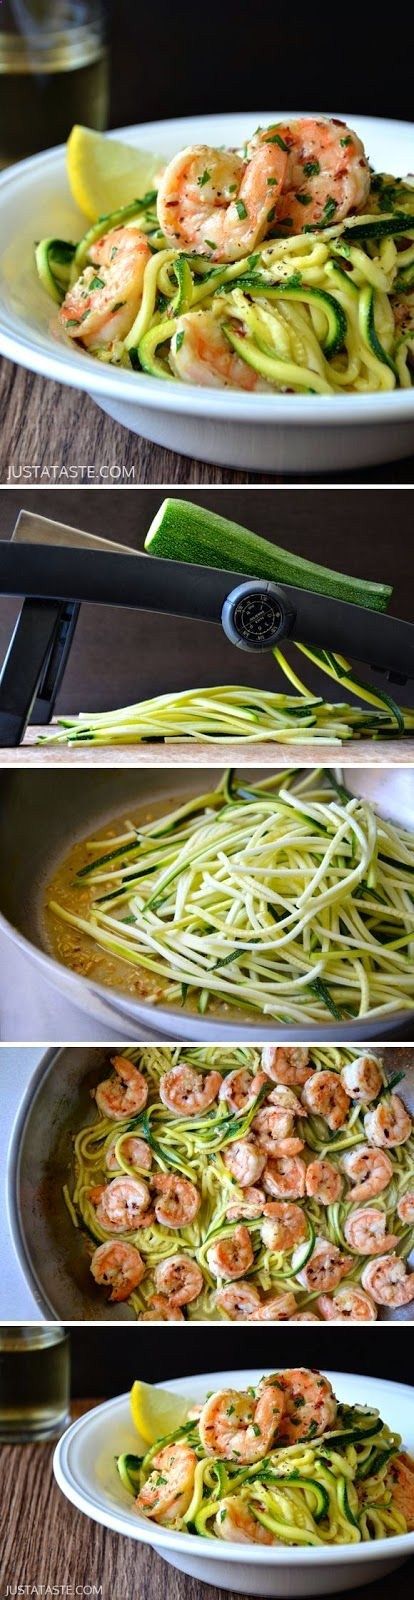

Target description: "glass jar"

left=0, top=2, right=109, bottom=168
left=0, top=1325, right=71, bottom=1441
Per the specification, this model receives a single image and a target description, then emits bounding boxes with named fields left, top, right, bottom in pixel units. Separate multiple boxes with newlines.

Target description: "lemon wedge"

left=130, top=1379, right=193, bottom=1445
left=66, top=125, right=163, bottom=221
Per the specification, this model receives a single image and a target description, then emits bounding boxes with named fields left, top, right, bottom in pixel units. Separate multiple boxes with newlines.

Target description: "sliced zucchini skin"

left=35, top=238, right=76, bottom=304
left=116, top=1452, right=142, bottom=1494
left=137, top=317, right=177, bottom=378
left=359, top=286, right=398, bottom=378
left=223, top=322, right=330, bottom=395
left=277, top=1472, right=330, bottom=1522
left=322, top=1414, right=383, bottom=1447
left=235, top=278, right=347, bottom=356
left=343, top=212, right=414, bottom=241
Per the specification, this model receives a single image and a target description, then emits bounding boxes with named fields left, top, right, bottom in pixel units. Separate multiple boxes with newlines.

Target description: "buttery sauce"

left=44, top=797, right=234, bottom=1017
left=44, top=799, right=181, bottom=1007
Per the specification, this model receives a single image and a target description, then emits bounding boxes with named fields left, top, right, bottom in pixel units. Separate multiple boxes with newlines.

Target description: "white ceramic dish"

left=53, top=1368, right=414, bottom=1597
left=0, top=112, right=413, bottom=474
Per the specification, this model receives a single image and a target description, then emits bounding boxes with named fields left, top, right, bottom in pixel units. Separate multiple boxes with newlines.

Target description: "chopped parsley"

left=205, top=239, right=217, bottom=251
left=340, top=135, right=353, bottom=147
left=111, top=299, right=126, bottom=312
left=89, top=275, right=105, bottom=290
left=175, top=329, right=185, bottom=352
left=267, top=132, right=289, bottom=151
left=267, top=176, right=278, bottom=186
left=267, top=206, right=276, bottom=223
left=235, top=199, right=248, bottom=220
left=323, top=197, right=337, bottom=222
left=303, top=160, right=320, bottom=177
left=198, top=168, right=211, bottom=187
left=295, top=192, right=312, bottom=206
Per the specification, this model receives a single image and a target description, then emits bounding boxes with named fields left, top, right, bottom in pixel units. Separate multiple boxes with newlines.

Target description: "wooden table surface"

left=2, top=358, right=414, bottom=485
left=3, top=727, right=414, bottom=765
left=1, top=1400, right=414, bottom=1600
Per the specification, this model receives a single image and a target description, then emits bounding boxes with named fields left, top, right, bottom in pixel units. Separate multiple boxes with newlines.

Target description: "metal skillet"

left=0, top=766, right=413, bottom=1042
left=7, top=1043, right=414, bottom=1321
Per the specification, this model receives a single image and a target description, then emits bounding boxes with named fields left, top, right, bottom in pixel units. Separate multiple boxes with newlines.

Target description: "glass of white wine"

left=0, top=1326, right=71, bottom=1440
left=0, top=1, right=109, bottom=168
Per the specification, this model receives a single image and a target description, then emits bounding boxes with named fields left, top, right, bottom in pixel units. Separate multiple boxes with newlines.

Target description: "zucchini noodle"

left=48, top=769, right=414, bottom=1024
left=35, top=162, right=414, bottom=394
left=116, top=1377, right=413, bottom=1545
left=39, top=672, right=414, bottom=748
left=66, top=1043, right=414, bottom=1320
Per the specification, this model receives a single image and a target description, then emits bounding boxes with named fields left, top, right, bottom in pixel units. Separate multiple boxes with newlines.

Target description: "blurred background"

left=1, top=487, right=413, bottom=717
left=107, top=2, right=414, bottom=128
left=1, top=0, right=412, bottom=171
left=67, top=1325, right=412, bottom=1395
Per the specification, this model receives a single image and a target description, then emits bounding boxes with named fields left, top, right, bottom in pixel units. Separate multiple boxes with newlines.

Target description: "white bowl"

left=1, top=112, right=414, bottom=474
left=53, top=1367, right=414, bottom=1597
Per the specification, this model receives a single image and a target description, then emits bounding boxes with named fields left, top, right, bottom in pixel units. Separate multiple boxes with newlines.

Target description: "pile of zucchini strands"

left=117, top=1394, right=407, bottom=1543
left=49, top=769, right=414, bottom=1024
left=37, top=171, right=414, bottom=393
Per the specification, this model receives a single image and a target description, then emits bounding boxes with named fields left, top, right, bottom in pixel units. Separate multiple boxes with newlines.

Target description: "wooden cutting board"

left=2, top=729, right=414, bottom=766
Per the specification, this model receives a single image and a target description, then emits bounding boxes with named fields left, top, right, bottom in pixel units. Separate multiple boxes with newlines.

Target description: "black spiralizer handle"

left=0, top=539, right=413, bottom=745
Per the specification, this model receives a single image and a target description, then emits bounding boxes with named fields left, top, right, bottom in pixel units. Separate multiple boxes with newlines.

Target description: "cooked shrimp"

left=340, top=1054, right=383, bottom=1103
left=216, top=1497, right=276, bottom=1544
left=264, top=117, right=370, bottom=234
left=301, top=1070, right=350, bottom=1131
left=317, top=1286, right=377, bottom=1322
left=341, top=1145, right=393, bottom=1205
left=106, top=1134, right=152, bottom=1173
left=90, top=1240, right=144, bottom=1303
left=199, top=1380, right=285, bottom=1463
left=226, top=1185, right=266, bottom=1221
left=388, top=1453, right=414, bottom=1531
left=60, top=226, right=151, bottom=349
left=397, top=1191, right=414, bottom=1225
left=157, top=138, right=288, bottom=261
left=154, top=1255, right=203, bottom=1307
left=295, top=1235, right=351, bottom=1293
left=207, top=1224, right=254, bottom=1280
left=361, top=1254, right=414, bottom=1307
left=135, top=1442, right=197, bottom=1524
left=218, top=1067, right=267, bottom=1115
left=268, top=1085, right=305, bottom=1116
left=252, top=1104, right=301, bottom=1156
left=151, top=1172, right=200, bottom=1228
left=90, top=1175, right=151, bottom=1232
left=94, top=1056, right=148, bottom=1122
left=159, top=1062, right=222, bottom=1116
left=344, top=1207, right=399, bottom=1256
left=262, top=1155, right=306, bottom=1200
left=259, top=1291, right=298, bottom=1320
left=140, top=1295, right=184, bottom=1323
left=305, top=1158, right=343, bottom=1205
left=268, top=1367, right=337, bottom=1443
left=261, top=1201, right=308, bottom=1253
left=170, top=310, right=270, bottom=391
left=261, top=1046, right=313, bottom=1087
left=224, top=1138, right=266, bottom=1187
left=364, top=1094, right=412, bottom=1148
left=216, top=1281, right=262, bottom=1320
